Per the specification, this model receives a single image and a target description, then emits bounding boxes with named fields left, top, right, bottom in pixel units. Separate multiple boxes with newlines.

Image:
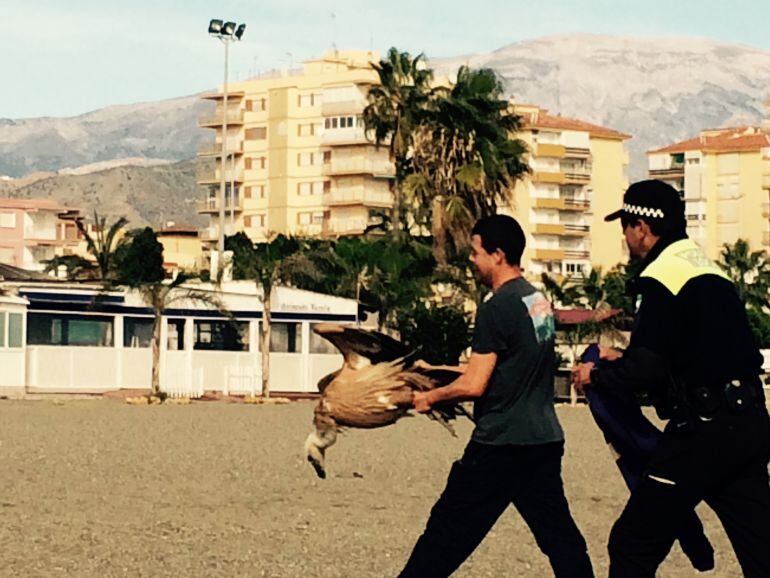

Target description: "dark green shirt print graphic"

left=522, top=291, right=555, bottom=344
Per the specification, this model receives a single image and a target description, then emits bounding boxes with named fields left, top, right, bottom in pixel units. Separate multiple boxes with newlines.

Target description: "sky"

left=2, top=0, right=768, bottom=119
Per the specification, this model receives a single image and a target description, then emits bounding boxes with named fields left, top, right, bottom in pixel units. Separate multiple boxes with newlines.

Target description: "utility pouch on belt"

left=690, top=386, right=722, bottom=418
left=724, top=380, right=752, bottom=414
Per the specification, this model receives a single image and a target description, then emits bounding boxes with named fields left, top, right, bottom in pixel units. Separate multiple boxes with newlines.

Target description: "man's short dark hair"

left=471, top=215, right=525, bottom=266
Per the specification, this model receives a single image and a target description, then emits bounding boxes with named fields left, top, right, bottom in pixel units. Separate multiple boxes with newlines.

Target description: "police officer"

left=572, top=179, right=770, bottom=577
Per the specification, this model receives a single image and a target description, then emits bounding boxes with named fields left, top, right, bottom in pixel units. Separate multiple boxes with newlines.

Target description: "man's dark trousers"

left=608, top=403, right=770, bottom=577
left=398, top=441, right=594, bottom=578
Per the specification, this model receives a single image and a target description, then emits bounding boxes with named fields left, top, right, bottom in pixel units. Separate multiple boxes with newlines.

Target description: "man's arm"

left=413, top=352, right=497, bottom=413
left=574, top=279, right=677, bottom=393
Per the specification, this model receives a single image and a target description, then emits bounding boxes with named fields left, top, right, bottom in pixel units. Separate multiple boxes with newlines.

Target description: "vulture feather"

left=305, top=323, right=471, bottom=479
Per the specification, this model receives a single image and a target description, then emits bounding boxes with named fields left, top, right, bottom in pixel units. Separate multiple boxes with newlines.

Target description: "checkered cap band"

left=623, top=203, right=665, bottom=219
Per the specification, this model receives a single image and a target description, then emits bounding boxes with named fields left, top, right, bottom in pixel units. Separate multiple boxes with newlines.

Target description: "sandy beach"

left=0, top=398, right=748, bottom=577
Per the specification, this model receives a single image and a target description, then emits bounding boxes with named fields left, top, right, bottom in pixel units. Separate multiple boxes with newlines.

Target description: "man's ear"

left=493, top=248, right=506, bottom=265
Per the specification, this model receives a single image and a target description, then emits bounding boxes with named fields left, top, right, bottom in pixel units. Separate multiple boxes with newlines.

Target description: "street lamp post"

left=208, top=19, right=246, bottom=269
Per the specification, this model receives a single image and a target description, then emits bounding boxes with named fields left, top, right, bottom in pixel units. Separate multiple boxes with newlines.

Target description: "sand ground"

left=0, top=398, right=753, bottom=577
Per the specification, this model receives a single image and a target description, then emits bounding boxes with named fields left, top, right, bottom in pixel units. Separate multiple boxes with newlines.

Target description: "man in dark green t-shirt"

left=398, top=215, right=593, bottom=578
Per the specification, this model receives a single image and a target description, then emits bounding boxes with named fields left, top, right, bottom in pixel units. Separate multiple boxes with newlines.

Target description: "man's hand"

left=412, top=391, right=432, bottom=414
left=571, top=362, right=595, bottom=395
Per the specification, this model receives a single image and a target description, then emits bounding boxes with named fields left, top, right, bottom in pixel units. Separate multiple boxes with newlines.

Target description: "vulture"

left=305, top=323, right=470, bottom=479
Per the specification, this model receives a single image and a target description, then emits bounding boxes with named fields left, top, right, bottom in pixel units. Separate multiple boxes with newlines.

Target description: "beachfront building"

left=198, top=52, right=631, bottom=279
left=0, top=199, right=81, bottom=272
left=648, top=126, right=770, bottom=260
left=0, top=278, right=356, bottom=397
left=197, top=50, right=391, bottom=255
left=507, top=105, right=631, bottom=277
left=156, top=222, right=204, bottom=274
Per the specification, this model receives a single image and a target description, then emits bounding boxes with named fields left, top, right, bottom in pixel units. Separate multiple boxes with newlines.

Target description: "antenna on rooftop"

left=331, top=12, right=337, bottom=54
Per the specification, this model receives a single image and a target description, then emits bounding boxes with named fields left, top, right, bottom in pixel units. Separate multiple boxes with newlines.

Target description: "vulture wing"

left=313, top=324, right=412, bottom=370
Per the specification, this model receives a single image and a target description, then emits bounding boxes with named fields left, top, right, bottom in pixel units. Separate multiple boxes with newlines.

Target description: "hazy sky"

left=3, top=0, right=768, bottom=119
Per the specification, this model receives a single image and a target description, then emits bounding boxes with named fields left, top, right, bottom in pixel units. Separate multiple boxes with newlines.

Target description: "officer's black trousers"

left=608, top=404, right=770, bottom=578
left=397, top=441, right=594, bottom=578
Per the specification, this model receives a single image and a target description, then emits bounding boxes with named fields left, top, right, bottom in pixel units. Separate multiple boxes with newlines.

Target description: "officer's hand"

left=571, top=362, right=594, bottom=394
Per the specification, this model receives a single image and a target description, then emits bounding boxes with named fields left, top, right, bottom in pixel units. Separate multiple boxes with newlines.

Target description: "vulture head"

left=305, top=324, right=469, bottom=479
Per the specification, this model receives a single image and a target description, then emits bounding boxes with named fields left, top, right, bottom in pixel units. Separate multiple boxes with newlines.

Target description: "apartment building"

left=197, top=50, right=391, bottom=250
left=198, top=52, right=631, bottom=278
left=648, top=126, right=770, bottom=259
left=0, top=199, right=81, bottom=271
left=507, top=105, right=630, bottom=277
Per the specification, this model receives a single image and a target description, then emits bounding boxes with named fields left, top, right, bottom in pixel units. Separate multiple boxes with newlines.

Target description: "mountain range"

left=1, top=34, right=769, bottom=223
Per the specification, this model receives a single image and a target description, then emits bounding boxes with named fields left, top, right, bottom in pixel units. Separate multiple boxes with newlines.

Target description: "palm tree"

left=405, top=66, right=529, bottom=265
left=227, top=233, right=321, bottom=398
left=718, top=239, right=770, bottom=310
left=363, top=48, right=434, bottom=239
left=77, top=211, right=129, bottom=282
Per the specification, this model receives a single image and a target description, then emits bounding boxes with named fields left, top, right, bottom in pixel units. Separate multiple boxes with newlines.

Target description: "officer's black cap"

left=604, top=179, right=685, bottom=225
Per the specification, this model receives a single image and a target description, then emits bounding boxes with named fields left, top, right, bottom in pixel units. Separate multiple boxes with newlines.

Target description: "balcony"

left=564, top=146, right=591, bottom=159
left=323, top=159, right=395, bottom=178
left=532, top=171, right=565, bottom=185
left=534, top=143, right=566, bottom=158
left=533, top=223, right=590, bottom=237
left=324, top=188, right=392, bottom=208
left=561, top=165, right=592, bottom=184
left=196, top=197, right=243, bottom=214
left=323, top=218, right=371, bottom=236
left=533, top=197, right=590, bottom=212
left=200, top=91, right=245, bottom=101
left=322, top=100, right=367, bottom=116
left=197, top=142, right=244, bottom=157
left=322, top=127, right=370, bottom=146
left=197, top=170, right=243, bottom=185
left=649, top=162, right=685, bottom=178
left=197, top=112, right=244, bottom=127
left=564, top=250, right=591, bottom=260
left=533, top=249, right=565, bottom=261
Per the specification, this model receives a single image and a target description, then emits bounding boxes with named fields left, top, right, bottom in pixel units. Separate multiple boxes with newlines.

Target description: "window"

left=247, top=97, right=266, bottom=112
left=298, top=94, right=317, bottom=107
left=323, top=151, right=331, bottom=164
left=298, top=182, right=312, bottom=196
left=0, top=312, right=5, bottom=347
left=194, top=320, right=249, bottom=351
left=270, top=322, right=301, bottom=353
left=8, top=313, right=22, bottom=348
left=310, top=323, right=339, bottom=354
left=298, top=212, right=312, bottom=225
left=167, top=319, right=185, bottom=351
left=124, top=317, right=153, bottom=348
left=246, top=185, right=265, bottom=199
left=245, top=127, right=267, bottom=140
left=312, top=211, right=324, bottom=225
left=0, top=212, right=15, bottom=228
left=312, top=181, right=325, bottom=195
left=244, top=213, right=265, bottom=228
left=297, top=152, right=315, bottom=167
left=27, top=313, right=113, bottom=347
left=298, top=123, right=315, bottom=137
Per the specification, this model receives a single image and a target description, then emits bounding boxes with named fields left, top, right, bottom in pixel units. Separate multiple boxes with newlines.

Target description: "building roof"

left=0, top=263, right=55, bottom=282
left=518, top=107, right=631, bottom=140
left=0, top=198, right=79, bottom=213
left=649, top=126, right=770, bottom=154
left=158, top=222, right=199, bottom=236
left=554, top=308, right=622, bottom=325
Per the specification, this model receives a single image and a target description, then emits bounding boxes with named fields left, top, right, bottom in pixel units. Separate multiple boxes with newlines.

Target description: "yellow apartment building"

left=198, top=52, right=631, bottom=278
left=648, top=126, right=770, bottom=260
left=506, top=105, right=630, bottom=277
left=156, top=223, right=204, bottom=273
left=197, top=50, right=390, bottom=249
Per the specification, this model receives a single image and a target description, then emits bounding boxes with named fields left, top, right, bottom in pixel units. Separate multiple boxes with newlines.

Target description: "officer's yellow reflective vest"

left=640, top=239, right=730, bottom=297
